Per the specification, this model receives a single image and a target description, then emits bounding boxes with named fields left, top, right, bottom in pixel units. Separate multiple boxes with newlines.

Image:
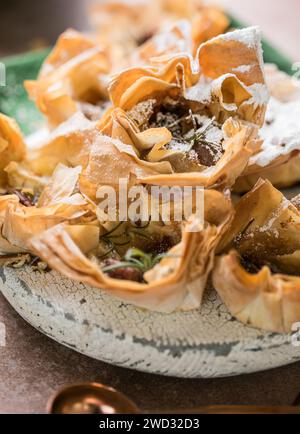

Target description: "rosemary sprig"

left=166, top=110, right=221, bottom=156
left=101, top=221, right=124, bottom=239
left=98, top=248, right=115, bottom=260
left=101, top=248, right=180, bottom=275
left=102, top=261, right=145, bottom=273
left=167, top=110, right=194, bottom=130
left=130, top=229, right=150, bottom=239
left=186, top=117, right=216, bottom=144
left=166, top=109, right=197, bottom=141
left=100, top=220, right=152, bottom=253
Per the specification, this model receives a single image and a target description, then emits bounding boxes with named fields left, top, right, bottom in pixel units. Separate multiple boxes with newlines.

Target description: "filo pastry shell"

left=161, top=0, right=229, bottom=54
left=213, top=250, right=300, bottom=334
left=213, top=180, right=300, bottom=333
left=78, top=133, right=174, bottom=201
left=235, top=65, right=300, bottom=192
left=158, top=0, right=229, bottom=54
left=130, top=20, right=194, bottom=67
left=0, top=114, right=26, bottom=188
left=25, top=29, right=110, bottom=129
left=109, top=27, right=267, bottom=127
left=89, top=0, right=161, bottom=63
left=89, top=0, right=228, bottom=65
left=138, top=119, right=261, bottom=188
left=23, top=111, right=172, bottom=195
left=105, top=108, right=261, bottom=188
left=219, top=179, right=300, bottom=260
left=131, top=7, right=228, bottom=66
left=0, top=165, right=97, bottom=255
left=25, top=112, right=99, bottom=177
left=106, top=27, right=267, bottom=187
left=100, top=107, right=259, bottom=190
left=30, top=190, right=233, bottom=313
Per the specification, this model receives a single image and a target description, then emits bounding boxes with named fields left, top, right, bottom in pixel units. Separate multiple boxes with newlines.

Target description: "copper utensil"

left=47, top=383, right=140, bottom=414
left=48, top=382, right=300, bottom=414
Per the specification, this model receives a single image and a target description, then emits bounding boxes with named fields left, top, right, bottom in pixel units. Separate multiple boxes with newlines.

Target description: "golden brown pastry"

left=89, top=0, right=161, bottom=62
left=0, top=114, right=26, bottom=188
left=25, top=112, right=99, bottom=176
left=105, top=27, right=267, bottom=188
left=0, top=164, right=97, bottom=255
left=213, top=251, right=300, bottom=334
left=130, top=20, right=194, bottom=66
left=23, top=110, right=173, bottom=183
left=89, top=0, right=228, bottom=66
left=219, top=179, right=300, bottom=258
left=213, top=179, right=300, bottom=333
left=30, top=189, right=233, bottom=312
left=25, top=29, right=110, bottom=128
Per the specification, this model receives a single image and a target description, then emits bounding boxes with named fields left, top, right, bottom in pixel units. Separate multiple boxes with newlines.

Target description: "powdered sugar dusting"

left=250, top=97, right=300, bottom=167
left=209, top=26, right=262, bottom=50
left=50, top=111, right=95, bottom=139
left=232, top=65, right=253, bottom=73
left=185, top=75, right=212, bottom=103
left=258, top=197, right=290, bottom=238
left=248, top=83, right=269, bottom=106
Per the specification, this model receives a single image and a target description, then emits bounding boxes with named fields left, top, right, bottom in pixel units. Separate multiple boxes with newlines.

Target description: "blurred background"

left=0, top=0, right=92, bottom=56
left=0, top=0, right=299, bottom=59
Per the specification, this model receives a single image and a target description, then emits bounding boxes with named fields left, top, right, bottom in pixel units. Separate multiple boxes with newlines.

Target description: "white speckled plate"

left=1, top=262, right=300, bottom=378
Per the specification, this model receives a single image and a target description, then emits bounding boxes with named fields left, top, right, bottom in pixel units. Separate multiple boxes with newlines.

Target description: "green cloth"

left=0, top=16, right=294, bottom=135
left=0, top=49, right=50, bottom=135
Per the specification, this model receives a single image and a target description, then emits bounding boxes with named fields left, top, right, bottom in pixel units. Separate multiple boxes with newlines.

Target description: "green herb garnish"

left=101, top=248, right=180, bottom=275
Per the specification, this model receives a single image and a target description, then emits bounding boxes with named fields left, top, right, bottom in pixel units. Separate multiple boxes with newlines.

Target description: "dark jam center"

left=128, top=98, right=224, bottom=167
left=100, top=229, right=178, bottom=283
left=102, top=259, right=144, bottom=283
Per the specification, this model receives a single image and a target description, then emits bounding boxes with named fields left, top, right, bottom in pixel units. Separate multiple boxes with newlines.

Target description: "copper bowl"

left=47, top=383, right=140, bottom=414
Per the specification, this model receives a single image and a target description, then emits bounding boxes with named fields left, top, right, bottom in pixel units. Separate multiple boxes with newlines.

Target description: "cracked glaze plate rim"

left=1, top=264, right=300, bottom=378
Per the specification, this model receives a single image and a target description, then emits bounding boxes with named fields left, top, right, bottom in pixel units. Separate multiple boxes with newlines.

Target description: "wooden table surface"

left=2, top=291, right=300, bottom=414
left=0, top=0, right=300, bottom=414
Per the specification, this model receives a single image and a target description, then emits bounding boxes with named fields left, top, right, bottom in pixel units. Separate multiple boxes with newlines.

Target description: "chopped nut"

left=127, top=99, right=157, bottom=130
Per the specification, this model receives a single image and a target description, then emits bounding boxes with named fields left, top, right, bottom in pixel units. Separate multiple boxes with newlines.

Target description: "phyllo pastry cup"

left=0, top=164, right=97, bottom=256
left=29, top=190, right=233, bottom=313
left=25, top=29, right=111, bottom=129
left=151, top=0, right=229, bottom=53
left=23, top=111, right=174, bottom=184
left=213, top=251, right=300, bottom=334
left=0, top=114, right=26, bottom=188
left=213, top=179, right=300, bottom=333
left=106, top=27, right=268, bottom=188
left=89, top=0, right=161, bottom=59
left=89, top=0, right=228, bottom=64
left=130, top=20, right=194, bottom=67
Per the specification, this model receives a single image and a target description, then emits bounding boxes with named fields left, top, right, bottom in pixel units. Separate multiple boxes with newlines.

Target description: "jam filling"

left=127, top=97, right=224, bottom=168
